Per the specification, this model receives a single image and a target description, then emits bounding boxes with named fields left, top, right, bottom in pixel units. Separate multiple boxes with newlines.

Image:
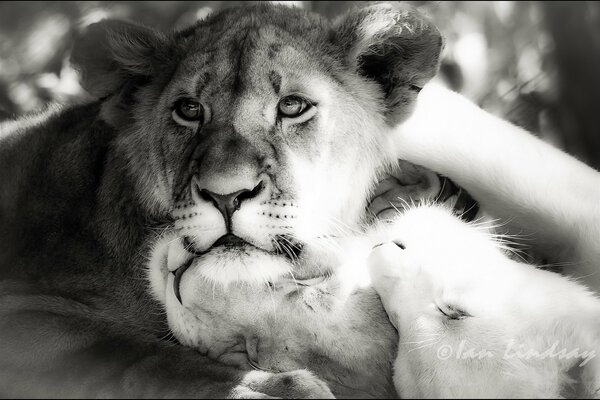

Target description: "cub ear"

left=71, top=20, right=172, bottom=100
left=333, top=3, right=443, bottom=125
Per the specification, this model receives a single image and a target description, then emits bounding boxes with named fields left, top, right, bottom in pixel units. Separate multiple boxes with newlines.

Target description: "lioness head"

left=72, top=3, right=441, bottom=288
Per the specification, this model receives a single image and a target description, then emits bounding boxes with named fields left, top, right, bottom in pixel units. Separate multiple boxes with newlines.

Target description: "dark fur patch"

left=268, top=42, right=282, bottom=59
left=195, top=71, right=212, bottom=96
left=231, top=29, right=254, bottom=94
left=268, top=70, right=282, bottom=94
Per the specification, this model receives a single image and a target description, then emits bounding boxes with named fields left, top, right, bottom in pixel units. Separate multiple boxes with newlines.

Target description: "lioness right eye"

left=278, top=95, right=310, bottom=118
left=172, top=99, right=204, bottom=128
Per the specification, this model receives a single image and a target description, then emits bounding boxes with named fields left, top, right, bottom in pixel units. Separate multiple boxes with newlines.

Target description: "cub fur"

left=370, top=205, right=600, bottom=398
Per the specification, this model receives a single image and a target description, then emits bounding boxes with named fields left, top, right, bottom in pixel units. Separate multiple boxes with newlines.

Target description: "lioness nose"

left=199, top=181, right=264, bottom=229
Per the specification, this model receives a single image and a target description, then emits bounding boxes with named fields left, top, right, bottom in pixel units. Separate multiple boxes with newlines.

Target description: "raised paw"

left=368, top=160, right=479, bottom=223
left=368, top=160, right=441, bottom=221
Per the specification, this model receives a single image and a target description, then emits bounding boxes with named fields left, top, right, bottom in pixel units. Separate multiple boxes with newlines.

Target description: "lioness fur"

left=0, top=3, right=442, bottom=398
left=3, top=1, right=599, bottom=398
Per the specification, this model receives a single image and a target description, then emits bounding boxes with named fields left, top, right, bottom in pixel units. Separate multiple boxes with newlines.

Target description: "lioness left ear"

left=333, top=3, right=443, bottom=125
left=71, top=20, right=173, bottom=99
left=71, top=20, right=176, bottom=125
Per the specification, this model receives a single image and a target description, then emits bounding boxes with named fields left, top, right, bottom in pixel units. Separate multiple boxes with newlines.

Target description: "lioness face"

left=72, top=4, right=442, bottom=287
left=157, top=22, right=394, bottom=278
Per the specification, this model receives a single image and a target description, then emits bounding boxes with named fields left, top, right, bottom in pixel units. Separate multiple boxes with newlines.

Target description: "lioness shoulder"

left=0, top=3, right=443, bottom=397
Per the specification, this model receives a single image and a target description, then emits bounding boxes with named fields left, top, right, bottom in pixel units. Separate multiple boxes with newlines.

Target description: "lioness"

left=3, top=2, right=599, bottom=398
left=0, top=3, right=444, bottom=398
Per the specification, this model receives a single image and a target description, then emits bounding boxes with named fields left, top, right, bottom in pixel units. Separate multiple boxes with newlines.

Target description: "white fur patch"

left=146, top=233, right=173, bottom=305
left=368, top=204, right=600, bottom=398
left=181, top=250, right=292, bottom=288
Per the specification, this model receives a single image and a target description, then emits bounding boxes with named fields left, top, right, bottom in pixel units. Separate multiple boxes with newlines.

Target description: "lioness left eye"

left=278, top=96, right=309, bottom=118
left=172, top=99, right=204, bottom=128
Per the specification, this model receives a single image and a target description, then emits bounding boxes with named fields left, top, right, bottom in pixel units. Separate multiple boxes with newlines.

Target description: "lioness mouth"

left=173, top=234, right=304, bottom=304
left=212, top=233, right=247, bottom=248
left=183, top=234, right=303, bottom=259
left=182, top=234, right=254, bottom=255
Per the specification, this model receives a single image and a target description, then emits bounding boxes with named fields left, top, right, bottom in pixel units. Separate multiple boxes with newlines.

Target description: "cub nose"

left=199, top=180, right=264, bottom=229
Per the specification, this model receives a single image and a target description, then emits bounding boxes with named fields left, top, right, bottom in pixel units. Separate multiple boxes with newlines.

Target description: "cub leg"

left=394, top=83, right=600, bottom=290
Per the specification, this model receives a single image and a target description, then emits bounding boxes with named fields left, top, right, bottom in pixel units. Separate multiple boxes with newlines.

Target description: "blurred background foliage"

left=0, top=1, right=599, bottom=168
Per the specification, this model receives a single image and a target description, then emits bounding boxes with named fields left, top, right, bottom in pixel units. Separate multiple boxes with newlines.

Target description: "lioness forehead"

left=172, top=5, right=339, bottom=95
left=179, top=4, right=331, bottom=50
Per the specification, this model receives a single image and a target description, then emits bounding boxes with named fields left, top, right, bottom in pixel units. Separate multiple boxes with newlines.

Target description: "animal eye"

left=278, top=96, right=309, bottom=118
left=173, top=99, right=204, bottom=127
left=436, top=304, right=471, bottom=320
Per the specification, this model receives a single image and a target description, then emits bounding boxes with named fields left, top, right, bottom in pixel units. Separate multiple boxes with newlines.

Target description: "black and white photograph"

left=1, top=1, right=600, bottom=398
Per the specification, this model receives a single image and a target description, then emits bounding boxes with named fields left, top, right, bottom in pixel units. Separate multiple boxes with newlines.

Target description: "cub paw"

left=235, top=369, right=334, bottom=399
left=367, top=242, right=406, bottom=329
left=368, top=241, right=405, bottom=286
left=367, top=160, right=441, bottom=221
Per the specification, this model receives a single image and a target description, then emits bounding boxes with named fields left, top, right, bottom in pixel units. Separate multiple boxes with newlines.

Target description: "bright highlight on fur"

left=369, top=205, right=600, bottom=398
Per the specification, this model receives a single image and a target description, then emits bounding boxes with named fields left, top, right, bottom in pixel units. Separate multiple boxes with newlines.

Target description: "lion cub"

left=369, top=205, right=600, bottom=398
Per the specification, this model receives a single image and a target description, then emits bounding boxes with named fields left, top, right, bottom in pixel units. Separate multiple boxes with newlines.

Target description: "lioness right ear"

left=71, top=20, right=173, bottom=99
left=333, top=3, right=443, bottom=126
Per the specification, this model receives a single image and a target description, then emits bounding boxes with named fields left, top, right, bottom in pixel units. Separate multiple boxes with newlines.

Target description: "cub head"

left=71, top=3, right=442, bottom=288
left=368, top=206, right=600, bottom=398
